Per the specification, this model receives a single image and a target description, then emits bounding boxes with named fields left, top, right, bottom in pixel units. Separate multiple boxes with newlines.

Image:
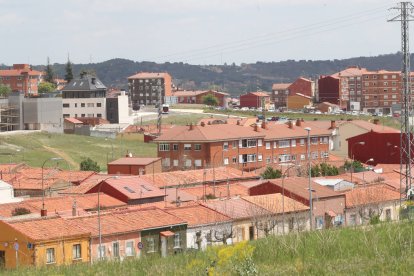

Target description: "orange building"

left=0, top=64, right=43, bottom=96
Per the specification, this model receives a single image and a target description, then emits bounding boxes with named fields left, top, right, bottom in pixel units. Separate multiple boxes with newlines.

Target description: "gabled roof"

left=246, top=91, right=270, bottom=97
left=342, top=120, right=399, bottom=134
left=154, top=124, right=265, bottom=142
left=108, top=157, right=161, bottom=166
left=242, top=193, right=309, bottom=214
left=64, top=117, right=83, bottom=124
left=172, top=90, right=229, bottom=97
left=332, top=66, right=368, bottom=77
left=261, top=122, right=331, bottom=140
left=344, top=184, right=400, bottom=208
left=272, top=83, right=291, bottom=90
left=128, top=72, right=171, bottom=79
left=288, top=93, right=312, bottom=99
left=203, top=197, right=266, bottom=220
left=62, top=75, right=106, bottom=91
left=165, top=204, right=231, bottom=227
left=180, top=183, right=249, bottom=199
left=103, top=177, right=165, bottom=200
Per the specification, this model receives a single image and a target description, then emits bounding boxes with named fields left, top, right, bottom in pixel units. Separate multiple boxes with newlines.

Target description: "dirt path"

left=42, top=146, right=78, bottom=169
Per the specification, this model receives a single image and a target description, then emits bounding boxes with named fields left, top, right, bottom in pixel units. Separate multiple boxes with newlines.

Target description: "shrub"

left=261, top=167, right=282, bottom=179
left=80, top=157, right=101, bottom=172
left=12, top=207, right=31, bottom=216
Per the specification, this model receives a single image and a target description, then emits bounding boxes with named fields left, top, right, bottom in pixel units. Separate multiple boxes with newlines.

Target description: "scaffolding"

left=0, top=104, right=19, bottom=132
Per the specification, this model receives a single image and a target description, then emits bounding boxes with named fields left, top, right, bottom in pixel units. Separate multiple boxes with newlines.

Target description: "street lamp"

left=97, top=176, right=119, bottom=260
left=281, top=163, right=301, bottom=234
left=350, top=142, right=365, bottom=183
left=304, top=127, right=312, bottom=230
left=41, top=157, right=62, bottom=216
left=362, top=158, right=374, bottom=185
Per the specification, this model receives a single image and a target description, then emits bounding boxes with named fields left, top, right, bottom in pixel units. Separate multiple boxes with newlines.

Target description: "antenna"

left=388, top=1, right=414, bottom=205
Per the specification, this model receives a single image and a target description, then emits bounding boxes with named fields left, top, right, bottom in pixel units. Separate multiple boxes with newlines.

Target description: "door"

left=161, top=236, right=167, bottom=258
left=248, top=226, right=255, bottom=241
left=0, top=251, right=5, bottom=269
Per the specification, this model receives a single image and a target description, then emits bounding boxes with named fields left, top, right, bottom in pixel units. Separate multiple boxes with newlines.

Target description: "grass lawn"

left=206, top=108, right=401, bottom=129
left=5, top=221, right=414, bottom=275
left=0, top=132, right=156, bottom=171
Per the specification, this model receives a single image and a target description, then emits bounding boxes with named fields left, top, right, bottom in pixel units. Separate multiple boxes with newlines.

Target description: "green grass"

left=144, top=113, right=227, bottom=126
left=206, top=108, right=401, bottom=129
left=0, top=132, right=156, bottom=171
left=5, top=221, right=414, bottom=275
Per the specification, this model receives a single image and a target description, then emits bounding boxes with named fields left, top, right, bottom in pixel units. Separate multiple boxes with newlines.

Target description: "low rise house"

left=343, top=184, right=401, bottom=226
left=286, top=93, right=312, bottom=110
left=172, top=90, right=229, bottom=107
left=239, top=92, right=271, bottom=109
left=107, top=156, right=162, bottom=175
left=165, top=204, right=232, bottom=250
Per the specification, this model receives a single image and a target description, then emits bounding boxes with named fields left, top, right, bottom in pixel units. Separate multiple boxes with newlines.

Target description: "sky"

left=0, top=0, right=405, bottom=65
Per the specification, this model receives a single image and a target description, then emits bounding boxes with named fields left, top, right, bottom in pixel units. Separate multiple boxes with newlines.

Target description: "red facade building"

left=172, top=90, right=229, bottom=107
left=318, top=75, right=340, bottom=105
left=0, top=64, right=43, bottom=96
left=239, top=92, right=270, bottom=109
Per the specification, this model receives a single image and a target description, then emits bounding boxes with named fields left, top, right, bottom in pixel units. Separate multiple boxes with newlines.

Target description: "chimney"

left=208, top=121, right=211, bottom=125
left=287, top=120, right=293, bottom=129
left=254, top=124, right=259, bottom=132
left=301, top=118, right=304, bottom=122
left=201, top=122, right=205, bottom=127
left=40, top=209, right=47, bottom=217
left=295, top=119, right=301, bottom=127
left=261, top=121, right=266, bottom=129
left=236, top=120, right=240, bottom=125
left=91, top=77, right=96, bottom=84
left=189, top=123, right=194, bottom=130
left=72, top=199, right=77, bottom=217
left=373, top=119, right=380, bottom=125
left=330, top=120, right=336, bottom=129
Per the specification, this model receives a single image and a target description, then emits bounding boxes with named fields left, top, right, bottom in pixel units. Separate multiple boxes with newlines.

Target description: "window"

left=300, top=139, right=305, bottom=146
left=273, top=141, right=277, bottom=148
left=247, top=139, right=257, bottom=148
left=73, top=244, right=81, bottom=260
left=223, top=142, right=229, bottom=151
left=147, top=238, right=155, bottom=253
left=195, top=159, right=202, bottom=167
left=323, top=137, right=328, bottom=144
left=311, top=151, right=318, bottom=159
left=184, top=144, right=191, bottom=150
left=194, top=144, right=201, bottom=151
left=392, top=74, right=397, bottom=79
left=258, top=139, right=262, bottom=147
left=173, top=144, right=178, bottom=151
left=311, top=138, right=318, bottom=145
left=223, top=158, right=229, bottom=165
left=392, top=94, right=397, bottom=99
left=266, top=142, right=271, bottom=149
left=87, top=113, right=94, bottom=117
left=185, top=159, right=192, bottom=167
left=232, top=157, right=237, bottom=164
left=81, top=114, right=85, bottom=117
left=300, top=154, right=305, bottom=160
left=279, top=140, right=290, bottom=148
left=315, top=216, right=324, bottom=230
left=63, top=114, right=70, bottom=118
left=87, top=103, right=94, bottom=107
left=173, top=160, right=178, bottom=166
left=112, top=242, right=120, bottom=258
left=162, top=158, right=170, bottom=167
left=81, top=103, right=85, bottom=107
left=278, top=154, right=291, bottom=163
left=273, top=156, right=278, bottom=163
left=159, top=144, right=170, bottom=151
left=266, top=157, right=271, bottom=164
left=384, top=95, right=388, bottom=99
left=385, top=209, right=392, bottom=221
left=174, top=233, right=181, bottom=248
left=125, top=241, right=134, bottom=257
left=97, top=103, right=102, bottom=107
left=97, top=114, right=102, bottom=118
left=258, top=154, right=262, bottom=162
left=291, top=139, right=296, bottom=147
left=63, top=103, right=69, bottom=108
left=46, top=248, right=55, bottom=264
left=232, top=141, right=238, bottom=148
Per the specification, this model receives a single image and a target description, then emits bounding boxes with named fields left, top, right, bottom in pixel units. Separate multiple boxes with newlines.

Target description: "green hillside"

left=4, top=221, right=414, bottom=275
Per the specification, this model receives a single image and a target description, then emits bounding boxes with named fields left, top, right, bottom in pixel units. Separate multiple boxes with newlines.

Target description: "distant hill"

left=13, top=52, right=407, bottom=96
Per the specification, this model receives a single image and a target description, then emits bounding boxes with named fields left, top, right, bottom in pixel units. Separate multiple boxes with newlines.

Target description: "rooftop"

left=243, top=193, right=309, bottom=214
left=128, top=72, right=171, bottom=79
left=172, top=90, right=229, bottom=97
left=344, top=184, right=400, bottom=208
left=272, top=83, right=291, bottom=90
left=62, top=75, right=106, bottom=91
left=165, top=204, right=231, bottom=227
left=203, top=197, right=266, bottom=220
left=108, top=157, right=161, bottom=166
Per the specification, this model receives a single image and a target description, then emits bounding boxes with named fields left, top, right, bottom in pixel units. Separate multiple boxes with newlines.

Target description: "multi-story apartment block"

left=155, top=120, right=331, bottom=171
left=128, top=72, right=172, bottom=109
left=61, top=74, right=107, bottom=119
left=361, top=70, right=401, bottom=114
left=271, top=77, right=315, bottom=109
left=0, top=64, right=43, bottom=96
left=334, top=66, right=368, bottom=110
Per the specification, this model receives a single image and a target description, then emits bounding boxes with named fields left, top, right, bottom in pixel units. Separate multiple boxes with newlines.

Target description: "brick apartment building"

left=239, top=91, right=271, bottom=109
left=272, top=77, right=314, bottom=108
left=172, top=90, right=229, bottom=107
left=154, top=119, right=331, bottom=171
left=128, top=72, right=172, bottom=109
left=0, top=64, right=43, bottom=96
left=318, top=75, right=340, bottom=105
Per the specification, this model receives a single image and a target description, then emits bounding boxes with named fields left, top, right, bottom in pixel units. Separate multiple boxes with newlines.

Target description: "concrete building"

left=61, top=74, right=107, bottom=119
left=23, top=96, right=63, bottom=132
left=128, top=72, right=172, bottom=108
left=271, top=83, right=290, bottom=108
left=0, top=180, right=22, bottom=204
left=0, top=64, right=43, bottom=96
left=239, top=92, right=270, bottom=109
left=106, top=90, right=129, bottom=124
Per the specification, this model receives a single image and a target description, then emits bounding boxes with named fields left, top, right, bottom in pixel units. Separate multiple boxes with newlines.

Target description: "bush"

left=80, top=157, right=101, bottom=172
left=261, top=167, right=282, bottom=179
left=12, top=207, right=31, bottom=216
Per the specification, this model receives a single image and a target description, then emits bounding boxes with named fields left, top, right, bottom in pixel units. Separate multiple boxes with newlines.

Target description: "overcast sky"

left=0, top=0, right=405, bottom=65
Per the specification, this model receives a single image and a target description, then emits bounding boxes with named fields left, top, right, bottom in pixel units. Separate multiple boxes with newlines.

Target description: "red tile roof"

left=139, top=167, right=259, bottom=188
left=242, top=194, right=309, bottom=214
left=272, top=83, right=291, bottom=90
left=249, top=92, right=270, bottom=97
left=343, top=120, right=399, bottom=134
left=103, top=177, right=165, bottom=200
left=64, top=117, right=83, bottom=124
left=172, top=90, right=229, bottom=97
left=0, top=69, right=43, bottom=77
left=262, top=122, right=331, bottom=140
left=203, top=197, right=266, bottom=220
left=344, top=184, right=400, bottom=208
left=165, top=204, right=231, bottom=227
left=108, top=157, right=161, bottom=166
left=181, top=183, right=249, bottom=199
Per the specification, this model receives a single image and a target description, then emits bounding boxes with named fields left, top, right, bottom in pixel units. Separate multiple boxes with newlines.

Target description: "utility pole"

left=389, top=2, right=414, bottom=204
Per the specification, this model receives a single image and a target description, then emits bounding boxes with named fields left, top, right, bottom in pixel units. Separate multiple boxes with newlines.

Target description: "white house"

left=0, top=180, right=23, bottom=204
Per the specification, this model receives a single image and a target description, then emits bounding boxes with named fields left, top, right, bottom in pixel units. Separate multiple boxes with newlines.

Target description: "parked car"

left=393, top=113, right=401, bottom=118
left=257, top=115, right=265, bottom=120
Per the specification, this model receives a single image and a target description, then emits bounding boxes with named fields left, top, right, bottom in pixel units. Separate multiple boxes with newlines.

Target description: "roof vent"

left=287, top=120, right=293, bottom=129
left=91, top=77, right=96, bottom=85
left=201, top=122, right=205, bottom=127
left=189, top=123, right=194, bottom=130
left=295, top=119, right=301, bottom=127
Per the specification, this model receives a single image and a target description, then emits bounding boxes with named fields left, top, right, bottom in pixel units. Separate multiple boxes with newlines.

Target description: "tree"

left=261, top=166, right=282, bottom=179
left=79, top=69, right=96, bottom=78
left=344, top=160, right=363, bottom=172
left=38, top=82, right=56, bottom=93
left=64, top=58, right=74, bottom=83
left=202, top=94, right=219, bottom=106
left=0, top=84, right=11, bottom=97
left=80, top=157, right=101, bottom=172
left=44, top=57, right=55, bottom=83
left=12, top=207, right=31, bottom=216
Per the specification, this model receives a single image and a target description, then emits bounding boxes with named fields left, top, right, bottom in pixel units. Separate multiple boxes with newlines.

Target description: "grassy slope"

left=5, top=222, right=414, bottom=275
left=0, top=132, right=156, bottom=170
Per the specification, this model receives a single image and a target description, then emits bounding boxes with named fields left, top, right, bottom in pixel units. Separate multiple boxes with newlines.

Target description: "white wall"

left=117, top=94, right=129, bottom=124
left=186, top=223, right=233, bottom=251
left=0, top=181, right=22, bottom=204
left=345, top=200, right=400, bottom=226
left=62, top=98, right=107, bottom=119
